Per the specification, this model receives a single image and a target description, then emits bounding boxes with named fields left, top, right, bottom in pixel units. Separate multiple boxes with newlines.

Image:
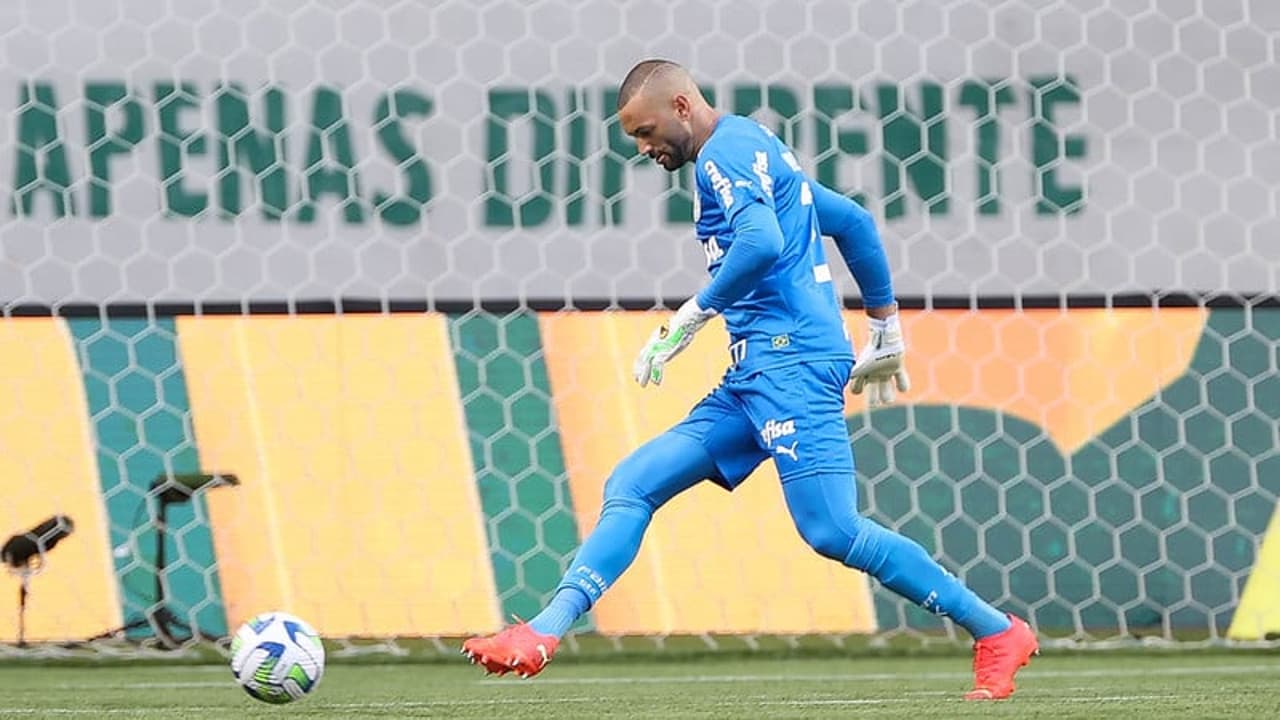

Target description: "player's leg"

left=737, top=360, right=1010, bottom=634
left=463, top=385, right=766, bottom=677
left=781, top=473, right=1013, bottom=638
left=736, top=360, right=1037, bottom=698
left=526, top=430, right=715, bottom=639
left=527, top=384, right=767, bottom=639
left=462, top=430, right=710, bottom=676
left=778, top=474, right=1008, bottom=635
left=781, top=470, right=1036, bottom=699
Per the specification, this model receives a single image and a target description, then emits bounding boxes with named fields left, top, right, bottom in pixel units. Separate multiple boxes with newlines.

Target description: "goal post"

left=0, top=0, right=1277, bottom=656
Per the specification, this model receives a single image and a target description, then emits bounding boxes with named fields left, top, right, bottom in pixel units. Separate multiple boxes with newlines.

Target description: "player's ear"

left=672, top=93, right=691, bottom=120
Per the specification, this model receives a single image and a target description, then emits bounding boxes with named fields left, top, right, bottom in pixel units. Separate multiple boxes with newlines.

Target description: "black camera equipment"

left=2, top=515, right=75, bottom=647
left=90, top=473, right=238, bottom=648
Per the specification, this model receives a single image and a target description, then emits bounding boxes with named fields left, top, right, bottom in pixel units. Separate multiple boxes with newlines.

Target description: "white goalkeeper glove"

left=850, top=312, right=911, bottom=407
left=633, top=296, right=718, bottom=388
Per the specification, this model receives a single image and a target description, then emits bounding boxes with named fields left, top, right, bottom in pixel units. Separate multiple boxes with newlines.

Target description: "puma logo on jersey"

left=752, top=151, right=773, bottom=197
left=774, top=441, right=799, bottom=462
left=760, top=418, right=796, bottom=445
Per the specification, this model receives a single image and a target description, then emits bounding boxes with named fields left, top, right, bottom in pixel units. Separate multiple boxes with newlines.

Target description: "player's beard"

left=655, top=150, right=682, bottom=171
left=655, top=141, right=691, bottom=171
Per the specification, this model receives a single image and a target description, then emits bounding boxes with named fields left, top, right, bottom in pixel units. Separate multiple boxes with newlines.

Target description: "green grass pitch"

left=0, top=652, right=1276, bottom=718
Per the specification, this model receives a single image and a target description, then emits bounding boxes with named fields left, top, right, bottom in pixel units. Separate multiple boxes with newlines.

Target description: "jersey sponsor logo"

left=728, top=338, right=748, bottom=367
left=760, top=418, right=796, bottom=445
left=703, top=160, right=734, bottom=209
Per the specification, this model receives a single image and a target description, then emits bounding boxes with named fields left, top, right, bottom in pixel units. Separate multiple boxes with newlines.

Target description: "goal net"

left=0, top=0, right=1277, bottom=658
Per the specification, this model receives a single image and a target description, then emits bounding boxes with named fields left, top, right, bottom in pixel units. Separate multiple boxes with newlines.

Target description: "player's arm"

left=695, top=201, right=783, bottom=311
left=811, top=181, right=910, bottom=406
left=633, top=143, right=783, bottom=388
left=633, top=202, right=782, bottom=387
left=811, top=182, right=894, bottom=311
left=633, top=188, right=785, bottom=388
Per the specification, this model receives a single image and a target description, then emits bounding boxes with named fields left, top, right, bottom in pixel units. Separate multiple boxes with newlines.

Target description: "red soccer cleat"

left=461, top=621, right=559, bottom=679
left=964, top=614, right=1039, bottom=700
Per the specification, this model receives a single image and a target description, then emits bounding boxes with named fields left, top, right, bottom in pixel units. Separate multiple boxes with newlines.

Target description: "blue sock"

left=529, top=431, right=714, bottom=640
left=529, top=587, right=592, bottom=637
left=847, top=519, right=1012, bottom=639
left=784, top=473, right=1012, bottom=640
left=526, top=496, right=653, bottom=638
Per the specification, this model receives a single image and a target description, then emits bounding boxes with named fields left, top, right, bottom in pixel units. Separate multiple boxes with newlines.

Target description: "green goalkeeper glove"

left=633, top=296, right=718, bottom=388
left=850, top=312, right=911, bottom=406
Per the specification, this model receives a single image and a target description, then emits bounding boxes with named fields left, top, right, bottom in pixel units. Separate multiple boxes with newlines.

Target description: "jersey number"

left=702, top=236, right=725, bottom=266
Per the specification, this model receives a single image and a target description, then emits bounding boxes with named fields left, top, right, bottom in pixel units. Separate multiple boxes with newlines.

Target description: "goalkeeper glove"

left=633, top=296, right=718, bottom=388
left=850, top=312, right=911, bottom=406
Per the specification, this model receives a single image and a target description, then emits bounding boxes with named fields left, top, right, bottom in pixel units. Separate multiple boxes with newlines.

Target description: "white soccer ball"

left=229, top=611, right=325, bottom=704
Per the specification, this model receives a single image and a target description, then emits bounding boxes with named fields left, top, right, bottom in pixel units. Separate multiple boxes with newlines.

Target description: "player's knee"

left=795, top=516, right=856, bottom=562
left=601, top=432, right=705, bottom=515
left=601, top=464, right=658, bottom=516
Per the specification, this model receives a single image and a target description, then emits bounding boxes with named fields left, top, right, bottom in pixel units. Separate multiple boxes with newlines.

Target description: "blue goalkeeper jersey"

left=693, top=115, right=853, bottom=378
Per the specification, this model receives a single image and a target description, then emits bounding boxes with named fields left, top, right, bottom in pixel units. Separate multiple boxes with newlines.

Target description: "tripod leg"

left=155, top=607, right=197, bottom=645
left=149, top=499, right=181, bottom=649
left=17, top=577, right=27, bottom=648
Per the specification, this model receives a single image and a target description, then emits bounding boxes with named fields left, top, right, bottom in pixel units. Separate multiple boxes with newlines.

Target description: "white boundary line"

left=0, top=692, right=1228, bottom=715
left=761, top=694, right=1174, bottom=706
left=36, top=661, right=1280, bottom=691
left=0, top=699, right=600, bottom=715
left=479, top=662, right=1280, bottom=685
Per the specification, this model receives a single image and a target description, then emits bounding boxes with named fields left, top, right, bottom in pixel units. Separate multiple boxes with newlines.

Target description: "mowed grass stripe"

left=0, top=656, right=1272, bottom=719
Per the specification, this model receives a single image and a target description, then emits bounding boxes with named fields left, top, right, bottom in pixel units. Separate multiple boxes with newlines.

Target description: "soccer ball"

left=229, top=611, right=325, bottom=704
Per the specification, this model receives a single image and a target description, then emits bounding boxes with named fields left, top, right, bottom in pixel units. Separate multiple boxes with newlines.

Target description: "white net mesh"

left=0, top=0, right=1277, bottom=657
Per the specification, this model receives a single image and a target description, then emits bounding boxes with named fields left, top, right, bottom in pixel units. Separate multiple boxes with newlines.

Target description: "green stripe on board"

left=69, top=318, right=227, bottom=639
left=449, top=312, right=589, bottom=628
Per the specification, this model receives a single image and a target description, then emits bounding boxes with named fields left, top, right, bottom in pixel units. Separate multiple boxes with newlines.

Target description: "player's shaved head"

left=616, top=59, right=718, bottom=172
left=616, top=59, right=695, bottom=110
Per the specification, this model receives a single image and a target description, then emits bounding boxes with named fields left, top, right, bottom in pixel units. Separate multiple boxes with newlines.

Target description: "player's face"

left=619, top=92, right=694, bottom=172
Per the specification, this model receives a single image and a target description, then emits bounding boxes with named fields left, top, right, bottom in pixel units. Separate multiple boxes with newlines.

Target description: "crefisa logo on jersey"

left=760, top=418, right=796, bottom=446
left=703, top=160, right=734, bottom=208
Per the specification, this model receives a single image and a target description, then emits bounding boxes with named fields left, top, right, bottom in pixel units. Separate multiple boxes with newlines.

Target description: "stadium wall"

left=1, top=1, right=1276, bottom=308
left=1, top=306, right=1275, bottom=642
left=0, top=0, right=1275, bottom=647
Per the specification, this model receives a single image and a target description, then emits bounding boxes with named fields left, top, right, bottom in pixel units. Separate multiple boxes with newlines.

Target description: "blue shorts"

left=670, top=359, right=855, bottom=488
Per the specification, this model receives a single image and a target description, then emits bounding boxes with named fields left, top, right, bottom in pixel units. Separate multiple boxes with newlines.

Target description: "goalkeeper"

left=464, top=59, right=1038, bottom=700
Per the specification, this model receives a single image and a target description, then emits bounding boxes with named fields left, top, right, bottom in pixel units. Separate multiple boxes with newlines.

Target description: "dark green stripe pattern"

left=448, top=312, right=589, bottom=628
left=69, top=318, right=227, bottom=639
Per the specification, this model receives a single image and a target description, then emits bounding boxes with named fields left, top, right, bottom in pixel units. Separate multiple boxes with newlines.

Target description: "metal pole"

left=17, top=572, right=29, bottom=648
